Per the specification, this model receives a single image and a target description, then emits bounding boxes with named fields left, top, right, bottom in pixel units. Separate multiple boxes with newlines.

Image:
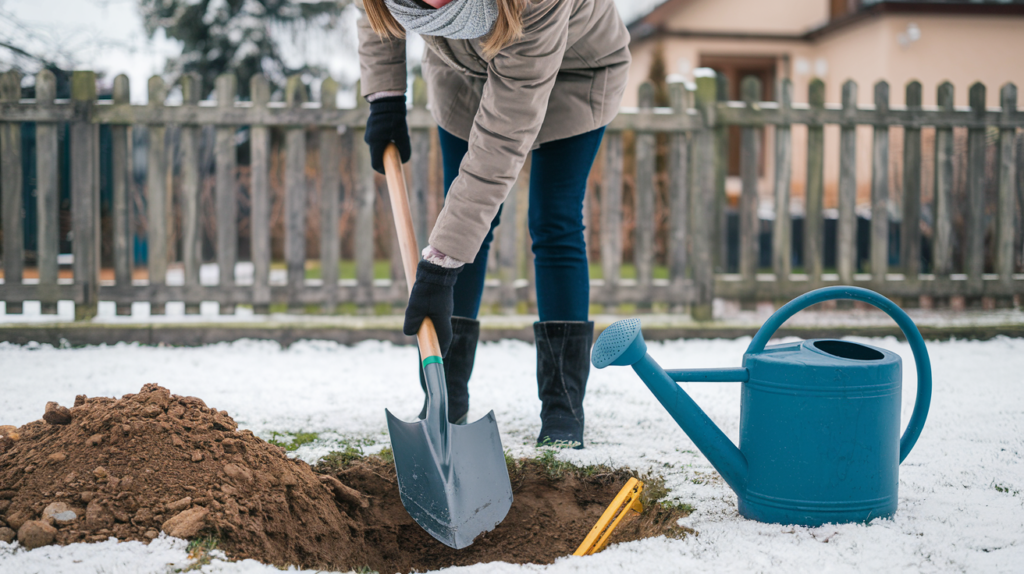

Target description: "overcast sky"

left=1, top=0, right=664, bottom=104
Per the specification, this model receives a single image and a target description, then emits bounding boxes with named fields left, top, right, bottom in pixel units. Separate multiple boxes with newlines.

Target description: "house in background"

left=625, top=0, right=1024, bottom=214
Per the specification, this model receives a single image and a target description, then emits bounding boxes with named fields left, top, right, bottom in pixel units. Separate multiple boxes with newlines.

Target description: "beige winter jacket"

left=357, top=0, right=630, bottom=263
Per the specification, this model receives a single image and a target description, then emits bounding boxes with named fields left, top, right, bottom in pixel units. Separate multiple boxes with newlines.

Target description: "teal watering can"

left=592, top=286, right=932, bottom=526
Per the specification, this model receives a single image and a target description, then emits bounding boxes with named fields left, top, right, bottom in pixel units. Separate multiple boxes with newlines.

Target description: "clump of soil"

left=0, top=384, right=692, bottom=572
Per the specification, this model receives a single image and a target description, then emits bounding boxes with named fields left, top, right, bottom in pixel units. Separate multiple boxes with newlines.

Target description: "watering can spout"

left=592, top=319, right=749, bottom=495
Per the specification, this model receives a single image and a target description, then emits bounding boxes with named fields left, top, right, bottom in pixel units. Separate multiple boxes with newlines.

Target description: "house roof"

left=628, top=0, right=1024, bottom=44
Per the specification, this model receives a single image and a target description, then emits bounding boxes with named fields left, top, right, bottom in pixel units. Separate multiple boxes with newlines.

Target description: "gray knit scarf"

left=384, top=0, right=498, bottom=40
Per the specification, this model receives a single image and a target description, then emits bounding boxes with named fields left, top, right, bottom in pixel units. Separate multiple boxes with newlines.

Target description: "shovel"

left=381, top=143, right=513, bottom=549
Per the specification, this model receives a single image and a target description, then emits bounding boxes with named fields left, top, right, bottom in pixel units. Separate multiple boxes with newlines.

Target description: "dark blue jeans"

left=438, top=126, right=605, bottom=322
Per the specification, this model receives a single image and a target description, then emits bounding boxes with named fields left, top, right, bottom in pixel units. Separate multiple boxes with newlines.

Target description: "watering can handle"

left=745, top=286, right=932, bottom=464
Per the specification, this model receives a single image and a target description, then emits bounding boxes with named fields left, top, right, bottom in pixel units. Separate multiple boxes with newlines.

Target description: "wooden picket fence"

left=0, top=68, right=1022, bottom=321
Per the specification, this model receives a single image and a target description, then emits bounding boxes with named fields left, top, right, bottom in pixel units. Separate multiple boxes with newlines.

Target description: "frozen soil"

left=0, top=384, right=689, bottom=572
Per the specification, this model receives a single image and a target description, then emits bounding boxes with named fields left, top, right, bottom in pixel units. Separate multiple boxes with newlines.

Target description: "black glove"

left=404, top=260, right=462, bottom=357
left=364, top=95, right=411, bottom=174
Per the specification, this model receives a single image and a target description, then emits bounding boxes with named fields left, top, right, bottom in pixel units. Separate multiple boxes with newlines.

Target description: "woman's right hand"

left=364, top=95, right=412, bottom=174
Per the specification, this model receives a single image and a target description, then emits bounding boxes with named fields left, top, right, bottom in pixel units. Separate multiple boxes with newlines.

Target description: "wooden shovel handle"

left=383, top=143, right=443, bottom=359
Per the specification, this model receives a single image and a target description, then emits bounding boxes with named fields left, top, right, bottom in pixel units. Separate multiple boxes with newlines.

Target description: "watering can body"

left=593, top=286, right=932, bottom=527
left=739, top=339, right=902, bottom=525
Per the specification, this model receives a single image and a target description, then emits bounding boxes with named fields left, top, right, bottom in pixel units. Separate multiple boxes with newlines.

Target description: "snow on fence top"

left=0, top=69, right=1021, bottom=320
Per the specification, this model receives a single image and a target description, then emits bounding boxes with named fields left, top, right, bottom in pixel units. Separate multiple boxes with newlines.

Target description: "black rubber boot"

left=535, top=321, right=594, bottom=449
left=418, top=316, right=479, bottom=425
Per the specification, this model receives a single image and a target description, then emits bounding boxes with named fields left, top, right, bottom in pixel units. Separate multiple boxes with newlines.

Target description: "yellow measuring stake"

left=573, top=477, right=644, bottom=556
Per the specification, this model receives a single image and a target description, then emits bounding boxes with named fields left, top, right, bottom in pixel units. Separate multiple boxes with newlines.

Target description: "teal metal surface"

left=592, top=286, right=932, bottom=526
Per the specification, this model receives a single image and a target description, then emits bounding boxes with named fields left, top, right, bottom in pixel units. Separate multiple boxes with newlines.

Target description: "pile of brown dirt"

left=0, top=384, right=693, bottom=572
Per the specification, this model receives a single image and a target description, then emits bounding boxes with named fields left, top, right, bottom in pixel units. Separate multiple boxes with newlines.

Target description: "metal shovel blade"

left=386, top=360, right=513, bottom=549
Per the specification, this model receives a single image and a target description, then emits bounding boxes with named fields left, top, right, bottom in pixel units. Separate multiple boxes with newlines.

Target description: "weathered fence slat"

left=805, top=79, right=825, bottom=287
left=215, top=74, right=238, bottom=314
left=870, top=81, right=890, bottom=286
left=1, top=71, right=23, bottom=314
left=320, top=78, right=340, bottom=314
left=772, top=79, right=793, bottom=286
left=837, top=80, right=858, bottom=284
left=179, top=73, right=202, bottom=315
left=739, top=76, right=762, bottom=283
left=933, top=82, right=955, bottom=277
left=250, top=74, right=271, bottom=314
left=600, top=131, right=623, bottom=307
left=635, top=81, right=656, bottom=302
left=497, top=167, right=520, bottom=313
left=966, top=82, right=987, bottom=296
left=692, top=72, right=717, bottom=320
left=901, top=81, right=923, bottom=287
left=34, top=70, right=60, bottom=314
left=714, top=73, right=729, bottom=275
left=353, top=88, right=375, bottom=309
left=70, top=71, right=100, bottom=320
left=668, top=81, right=690, bottom=308
left=410, top=77, right=431, bottom=251
left=146, top=76, right=168, bottom=315
left=284, top=76, right=308, bottom=312
left=996, top=83, right=1018, bottom=291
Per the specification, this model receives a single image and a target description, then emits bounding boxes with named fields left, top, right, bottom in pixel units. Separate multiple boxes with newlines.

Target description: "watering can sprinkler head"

left=592, top=318, right=648, bottom=369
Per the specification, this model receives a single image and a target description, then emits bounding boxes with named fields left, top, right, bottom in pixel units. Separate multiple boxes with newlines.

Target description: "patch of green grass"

left=994, top=483, right=1019, bottom=495
left=314, top=439, right=392, bottom=472
left=588, top=263, right=670, bottom=280
left=300, top=260, right=393, bottom=281
left=267, top=431, right=320, bottom=451
left=180, top=536, right=219, bottom=572
left=318, top=445, right=365, bottom=469
left=376, top=446, right=394, bottom=465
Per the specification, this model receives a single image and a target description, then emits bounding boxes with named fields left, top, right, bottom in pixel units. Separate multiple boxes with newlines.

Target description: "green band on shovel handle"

left=422, top=355, right=443, bottom=367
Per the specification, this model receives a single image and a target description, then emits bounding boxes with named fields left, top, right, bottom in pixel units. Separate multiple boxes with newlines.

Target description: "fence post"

left=693, top=70, right=717, bottom=321
left=870, top=81, right=891, bottom=288
left=772, top=78, right=793, bottom=291
left=497, top=168, right=519, bottom=313
left=837, top=80, right=858, bottom=285
left=966, top=82, right=987, bottom=299
left=933, top=82, right=955, bottom=280
left=70, top=71, right=99, bottom=320
left=635, top=81, right=656, bottom=305
left=668, top=80, right=690, bottom=310
left=179, top=72, right=202, bottom=315
left=902, top=81, right=923, bottom=291
left=805, top=78, right=825, bottom=289
left=600, top=129, right=623, bottom=309
left=996, top=83, right=1018, bottom=298
left=410, top=76, right=431, bottom=251
left=714, top=73, right=729, bottom=274
left=353, top=83, right=376, bottom=311
left=214, top=74, right=238, bottom=314
left=250, top=74, right=272, bottom=314
left=739, top=75, right=762, bottom=287
left=35, top=69, right=60, bottom=315
left=1, top=71, right=23, bottom=314
left=320, top=77, right=341, bottom=314
left=284, top=75, right=308, bottom=312
left=146, top=76, right=168, bottom=315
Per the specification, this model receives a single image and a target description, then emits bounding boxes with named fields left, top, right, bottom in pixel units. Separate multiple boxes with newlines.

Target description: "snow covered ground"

left=1, top=334, right=1023, bottom=573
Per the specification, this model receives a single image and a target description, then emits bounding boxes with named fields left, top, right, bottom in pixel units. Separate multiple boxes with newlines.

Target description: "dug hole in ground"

left=0, top=335, right=1022, bottom=573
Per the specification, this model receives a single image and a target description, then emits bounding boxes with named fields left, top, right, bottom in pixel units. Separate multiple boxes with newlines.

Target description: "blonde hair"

left=364, top=0, right=526, bottom=58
